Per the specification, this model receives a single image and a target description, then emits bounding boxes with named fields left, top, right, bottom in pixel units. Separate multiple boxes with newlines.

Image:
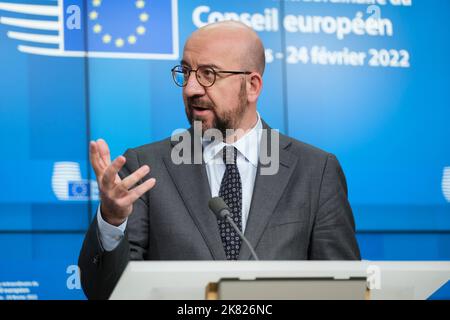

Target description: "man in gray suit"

left=78, top=21, right=360, bottom=300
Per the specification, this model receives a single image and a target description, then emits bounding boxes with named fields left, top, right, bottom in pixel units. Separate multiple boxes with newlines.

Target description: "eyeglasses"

left=171, top=65, right=251, bottom=88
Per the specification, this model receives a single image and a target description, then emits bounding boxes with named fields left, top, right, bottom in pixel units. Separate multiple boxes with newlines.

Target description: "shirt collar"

left=203, top=112, right=262, bottom=168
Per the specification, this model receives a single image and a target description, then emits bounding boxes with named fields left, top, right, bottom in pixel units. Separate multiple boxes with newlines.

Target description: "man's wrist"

left=100, top=203, right=127, bottom=227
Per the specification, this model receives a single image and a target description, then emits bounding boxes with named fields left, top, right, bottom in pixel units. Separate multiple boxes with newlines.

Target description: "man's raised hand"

left=89, top=139, right=156, bottom=226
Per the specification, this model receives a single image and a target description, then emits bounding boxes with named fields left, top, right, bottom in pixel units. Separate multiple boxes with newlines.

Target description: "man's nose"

left=184, top=72, right=206, bottom=97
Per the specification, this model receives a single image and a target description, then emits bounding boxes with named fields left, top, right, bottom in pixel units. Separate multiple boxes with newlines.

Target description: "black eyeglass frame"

left=171, top=65, right=251, bottom=87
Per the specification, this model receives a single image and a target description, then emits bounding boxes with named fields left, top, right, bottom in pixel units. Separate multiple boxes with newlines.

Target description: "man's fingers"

left=97, top=138, right=112, bottom=167
left=120, top=178, right=156, bottom=205
left=89, top=141, right=104, bottom=176
left=121, top=165, right=150, bottom=190
left=102, top=156, right=126, bottom=189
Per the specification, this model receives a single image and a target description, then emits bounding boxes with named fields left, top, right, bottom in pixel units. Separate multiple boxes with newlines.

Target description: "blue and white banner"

left=0, top=0, right=179, bottom=59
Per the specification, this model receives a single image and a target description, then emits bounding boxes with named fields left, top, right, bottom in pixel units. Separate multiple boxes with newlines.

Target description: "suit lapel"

left=239, top=125, right=298, bottom=260
left=163, top=129, right=226, bottom=260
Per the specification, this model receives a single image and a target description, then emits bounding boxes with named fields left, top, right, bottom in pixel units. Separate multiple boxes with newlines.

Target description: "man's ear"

left=246, top=72, right=263, bottom=104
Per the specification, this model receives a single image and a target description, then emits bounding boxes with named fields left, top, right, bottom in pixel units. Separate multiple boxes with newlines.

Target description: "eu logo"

left=0, top=0, right=179, bottom=60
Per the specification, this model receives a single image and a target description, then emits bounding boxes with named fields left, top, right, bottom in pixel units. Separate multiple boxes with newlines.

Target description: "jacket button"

left=92, top=255, right=99, bottom=265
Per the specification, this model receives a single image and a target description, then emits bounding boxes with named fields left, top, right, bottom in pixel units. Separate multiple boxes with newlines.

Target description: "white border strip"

left=0, top=17, right=58, bottom=30
left=7, top=31, right=60, bottom=44
left=0, top=2, right=59, bottom=16
left=18, top=45, right=179, bottom=60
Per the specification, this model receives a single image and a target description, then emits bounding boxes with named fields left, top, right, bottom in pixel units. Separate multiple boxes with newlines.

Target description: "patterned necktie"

left=217, top=146, right=242, bottom=260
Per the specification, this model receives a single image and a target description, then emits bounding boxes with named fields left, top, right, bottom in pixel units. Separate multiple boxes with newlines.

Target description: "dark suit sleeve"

left=309, top=154, right=361, bottom=260
left=78, top=148, right=150, bottom=300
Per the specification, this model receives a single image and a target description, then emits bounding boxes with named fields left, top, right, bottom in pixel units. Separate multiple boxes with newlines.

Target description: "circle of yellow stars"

left=89, top=0, right=149, bottom=48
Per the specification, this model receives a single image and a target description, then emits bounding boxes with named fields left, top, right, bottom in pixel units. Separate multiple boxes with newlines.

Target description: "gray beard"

left=187, top=79, right=247, bottom=137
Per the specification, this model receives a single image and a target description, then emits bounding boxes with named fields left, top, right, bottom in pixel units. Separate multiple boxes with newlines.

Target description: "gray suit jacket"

left=78, top=122, right=360, bottom=299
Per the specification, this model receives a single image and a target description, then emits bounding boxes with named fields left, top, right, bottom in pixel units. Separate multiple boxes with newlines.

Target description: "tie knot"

left=223, top=146, right=238, bottom=165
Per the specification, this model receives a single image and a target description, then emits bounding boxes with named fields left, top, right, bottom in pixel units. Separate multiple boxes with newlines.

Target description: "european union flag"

left=63, top=0, right=178, bottom=59
left=68, top=180, right=90, bottom=199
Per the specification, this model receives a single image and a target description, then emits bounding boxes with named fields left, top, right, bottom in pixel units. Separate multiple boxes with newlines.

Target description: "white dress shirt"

left=97, top=113, right=263, bottom=251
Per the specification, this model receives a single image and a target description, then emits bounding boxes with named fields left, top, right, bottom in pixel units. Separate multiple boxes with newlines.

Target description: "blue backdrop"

left=0, top=0, right=449, bottom=299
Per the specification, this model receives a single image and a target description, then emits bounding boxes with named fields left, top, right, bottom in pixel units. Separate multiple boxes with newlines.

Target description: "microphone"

left=208, top=197, right=259, bottom=261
